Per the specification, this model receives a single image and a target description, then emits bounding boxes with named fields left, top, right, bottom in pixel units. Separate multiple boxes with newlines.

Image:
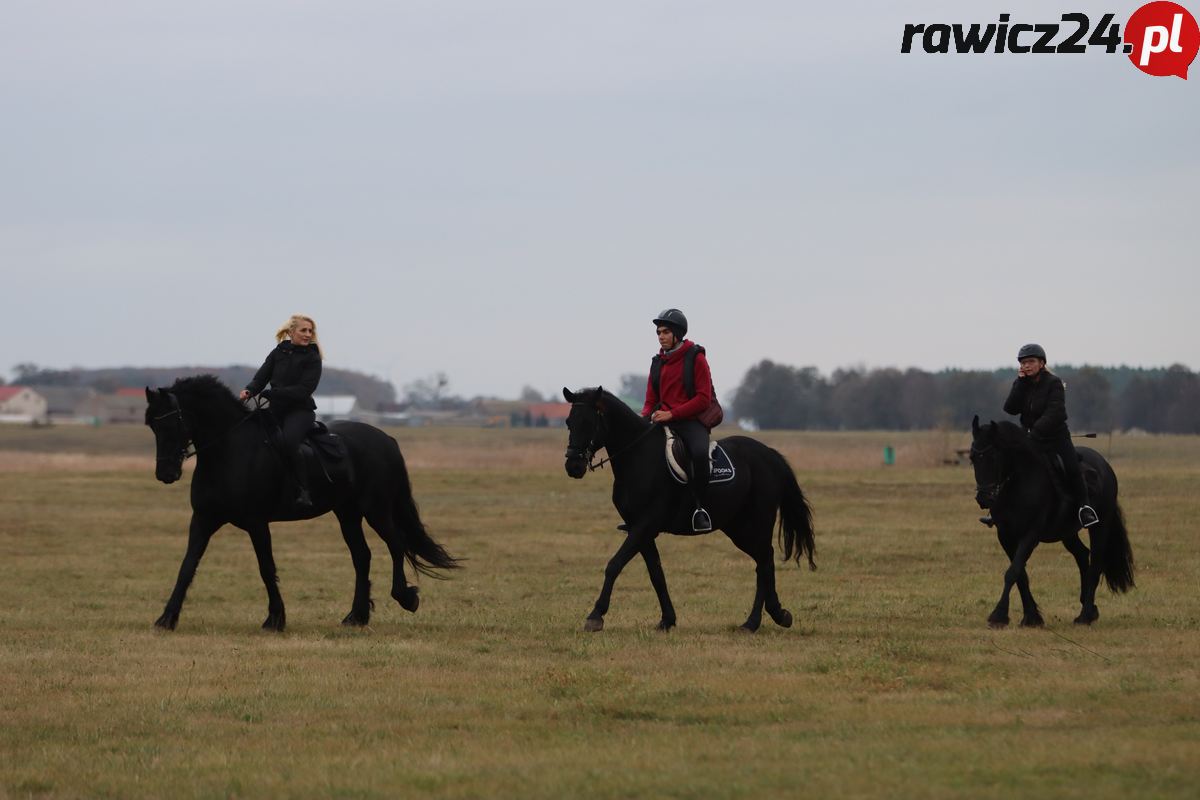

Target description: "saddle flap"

left=664, top=426, right=734, bottom=485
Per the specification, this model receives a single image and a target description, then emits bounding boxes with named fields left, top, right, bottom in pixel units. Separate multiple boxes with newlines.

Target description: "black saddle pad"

left=666, top=431, right=734, bottom=485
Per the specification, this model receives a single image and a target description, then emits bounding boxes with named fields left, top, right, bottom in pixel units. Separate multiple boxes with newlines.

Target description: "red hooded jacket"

left=641, top=339, right=713, bottom=420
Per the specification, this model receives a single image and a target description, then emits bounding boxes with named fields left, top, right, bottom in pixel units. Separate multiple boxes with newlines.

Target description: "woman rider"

left=641, top=308, right=716, bottom=533
left=990, top=343, right=1098, bottom=528
left=239, top=315, right=323, bottom=507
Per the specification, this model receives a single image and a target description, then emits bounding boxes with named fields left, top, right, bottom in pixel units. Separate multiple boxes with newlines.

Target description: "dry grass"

left=1, top=426, right=1199, bottom=798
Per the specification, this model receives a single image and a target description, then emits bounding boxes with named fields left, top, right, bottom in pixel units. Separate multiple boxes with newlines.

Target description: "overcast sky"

left=3, top=1, right=1196, bottom=399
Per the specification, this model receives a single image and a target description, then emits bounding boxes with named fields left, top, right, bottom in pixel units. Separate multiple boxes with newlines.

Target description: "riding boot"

left=690, top=481, right=712, bottom=532
left=288, top=449, right=312, bottom=508
left=1078, top=489, right=1099, bottom=528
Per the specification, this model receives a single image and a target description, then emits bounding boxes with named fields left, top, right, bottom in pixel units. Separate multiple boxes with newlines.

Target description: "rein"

left=567, top=402, right=660, bottom=472
left=155, top=392, right=258, bottom=462
left=588, top=422, right=660, bottom=472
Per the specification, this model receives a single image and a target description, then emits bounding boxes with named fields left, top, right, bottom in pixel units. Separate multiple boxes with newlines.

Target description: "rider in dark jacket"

left=239, top=315, right=323, bottom=507
left=643, top=308, right=716, bottom=532
left=992, top=343, right=1098, bottom=528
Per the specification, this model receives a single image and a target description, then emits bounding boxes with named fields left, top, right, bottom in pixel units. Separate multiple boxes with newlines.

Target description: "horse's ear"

left=145, top=387, right=154, bottom=402
left=594, top=386, right=606, bottom=413
left=971, top=414, right=980, bottom=435
left=562, top=387, right=575, bottom=403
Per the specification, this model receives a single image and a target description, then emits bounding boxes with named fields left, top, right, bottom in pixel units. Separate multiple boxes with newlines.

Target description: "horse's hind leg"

left=245, top=522, right=286, bottom=632
left=155, top=513, right=222, bottom=631
left=364, top=508, right=419, bottom=613
left=729, top=530, right=788, bottom=633
left=1067, top=531, right=1102, bottom=625
left=334, top=507, right=373, bottom=626
left=639, top=538, right=676, bottom=631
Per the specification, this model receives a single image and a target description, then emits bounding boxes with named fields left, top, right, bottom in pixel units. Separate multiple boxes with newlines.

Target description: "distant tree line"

left=731, top=361, right=1200, bottom=433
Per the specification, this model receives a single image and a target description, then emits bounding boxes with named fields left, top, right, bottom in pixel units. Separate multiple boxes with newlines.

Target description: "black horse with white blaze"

left=970, top=415, right=1133, bottom=628
left=145, top=375, right=457, bottom=631
left=562, top=387, right=815, bottom=633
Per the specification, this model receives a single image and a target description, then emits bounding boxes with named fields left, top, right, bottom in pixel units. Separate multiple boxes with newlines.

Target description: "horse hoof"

left=154, top=612, right=178, bottom=631
left=737, top=622, right=759, bottom=634
left=262, top=613, right=286, bottom=632
left=393, top=587, right=420, bottom=613
left=771, top=609, right=794, bottom=628
left=656, top=619, right=676, bottom=632
left=987, top=617, right=1009, bottom=629
left=1074, top=608, right=1099, bottom=625
left=1019, top=616, right=1044, bottom=628
left=583, top=617, right=604, bottom=632
left=341, top=611, right=369, bottom=626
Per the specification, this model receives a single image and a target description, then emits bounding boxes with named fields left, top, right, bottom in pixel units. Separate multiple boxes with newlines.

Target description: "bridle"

left=565, top=402, right=607, bottom=470
left=565, top=401, right=660, bottom=472
left=969, top=440, right=1010, bottom=500
left=151, top=391, right=257, bottom=464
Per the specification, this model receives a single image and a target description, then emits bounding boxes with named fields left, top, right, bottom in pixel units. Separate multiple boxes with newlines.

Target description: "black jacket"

left=1003, top=370, right=1069, bottom=441
left=245, top=341, right=322, bottom=411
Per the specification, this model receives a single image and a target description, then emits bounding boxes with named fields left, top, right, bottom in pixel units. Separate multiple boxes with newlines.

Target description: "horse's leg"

left=334, top=508, right=373, bottom=626
left=1079, top=528, right=1107, bottom=625
left=244, top=521, right=286, bottom=632
left=155, top=513, right=222, bottom=630
left=639, top=537, right=676, bottom=631
left=1062, top=533, right=1098, bottom=625
left=364, top=508, right=419, bottom=613
left=585, top=529, right=649, bottom=632
left=989, top=530, right=1041, bottom=628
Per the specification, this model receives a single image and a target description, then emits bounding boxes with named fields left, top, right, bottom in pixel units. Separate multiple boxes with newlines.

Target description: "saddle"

left=264, top=417, right=350, bottom=484
left=1046, top=452, right=1101, bottom=495
left=664, top=426, right=734, bottom=486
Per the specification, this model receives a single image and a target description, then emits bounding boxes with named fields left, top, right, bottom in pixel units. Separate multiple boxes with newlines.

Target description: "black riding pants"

left=1034, top=435, right=1087, bottom=504
left=672, top=418, right=710, bottom=506
left=279, top=408, right=315, bottom=488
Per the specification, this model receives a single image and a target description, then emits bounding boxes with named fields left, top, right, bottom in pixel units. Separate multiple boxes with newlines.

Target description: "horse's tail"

left=1099, top=500, right=1135, bottom=593
left=766, top=446, right=815, bottom=570
left=391, top=446, right=459, bottom=578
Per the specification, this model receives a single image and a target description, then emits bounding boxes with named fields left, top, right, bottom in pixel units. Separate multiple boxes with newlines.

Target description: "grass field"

left=1, top=424, right=1198, bottom=799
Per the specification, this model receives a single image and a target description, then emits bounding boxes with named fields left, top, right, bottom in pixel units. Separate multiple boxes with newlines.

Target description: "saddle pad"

left=665, top=428, right=734, bottom=485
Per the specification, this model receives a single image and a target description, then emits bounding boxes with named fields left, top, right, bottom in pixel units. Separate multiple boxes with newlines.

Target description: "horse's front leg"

left=584, top=528, right=649, bottom=632
left=989, top=529, right=1040, bottom=628
left=639, top=537, right=676, bottom=631
left=245, top=521, right=286, bottom=631
left=156, top=513, right=222, bottom=630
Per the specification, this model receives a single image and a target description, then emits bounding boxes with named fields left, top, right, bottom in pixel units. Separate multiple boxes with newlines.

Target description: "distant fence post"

left=883, top=444, right=895, bottom=466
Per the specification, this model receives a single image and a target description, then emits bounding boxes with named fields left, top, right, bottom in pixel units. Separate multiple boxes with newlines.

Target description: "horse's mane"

left=991, top=420, right=1038, bottom=458
left=575, top=386, right=649, bottom=429
left=169, top=374, right=249, bottom=418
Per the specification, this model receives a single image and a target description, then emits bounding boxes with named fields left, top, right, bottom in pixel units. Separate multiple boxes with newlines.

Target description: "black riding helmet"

left=1017, top=343, right=1047, bottom=362
left=653, top=308, right=688, bottom=340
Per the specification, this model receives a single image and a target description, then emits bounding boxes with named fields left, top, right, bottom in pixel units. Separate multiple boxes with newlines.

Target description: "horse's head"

left=969, top=414, right=1005, bottom=509
left=145, top=388, right=191, bottom=484
left=562, top=386, right=608, bottom=479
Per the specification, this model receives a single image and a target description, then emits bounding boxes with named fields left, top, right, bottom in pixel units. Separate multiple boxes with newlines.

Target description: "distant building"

left=77, top=392, right=146, bottom=424
left=526, top=402, right=571, bottom=427
left=33, top=386, right=98, bottom=423
left=0, top=386, right=49, bottom=424
left=313, top=395, right=359, bottom=422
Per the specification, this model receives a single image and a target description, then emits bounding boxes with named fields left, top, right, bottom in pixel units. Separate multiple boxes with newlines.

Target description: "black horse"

left=562, top=387, right=815, bottom=633
left=144, top=375, right=457, bottom=631
left=969, top=416, right=1134, bottom=628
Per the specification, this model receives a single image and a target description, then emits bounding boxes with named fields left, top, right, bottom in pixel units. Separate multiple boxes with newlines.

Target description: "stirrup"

left=979, top=515, right=994, bottom=528
left=1078, top=505, right=1099, bottom=528
left=692, top=508, right=713, bottom=533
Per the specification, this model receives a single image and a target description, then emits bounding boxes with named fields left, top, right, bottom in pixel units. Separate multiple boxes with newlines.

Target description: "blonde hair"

left=275, top=314, right=323, bottom=359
